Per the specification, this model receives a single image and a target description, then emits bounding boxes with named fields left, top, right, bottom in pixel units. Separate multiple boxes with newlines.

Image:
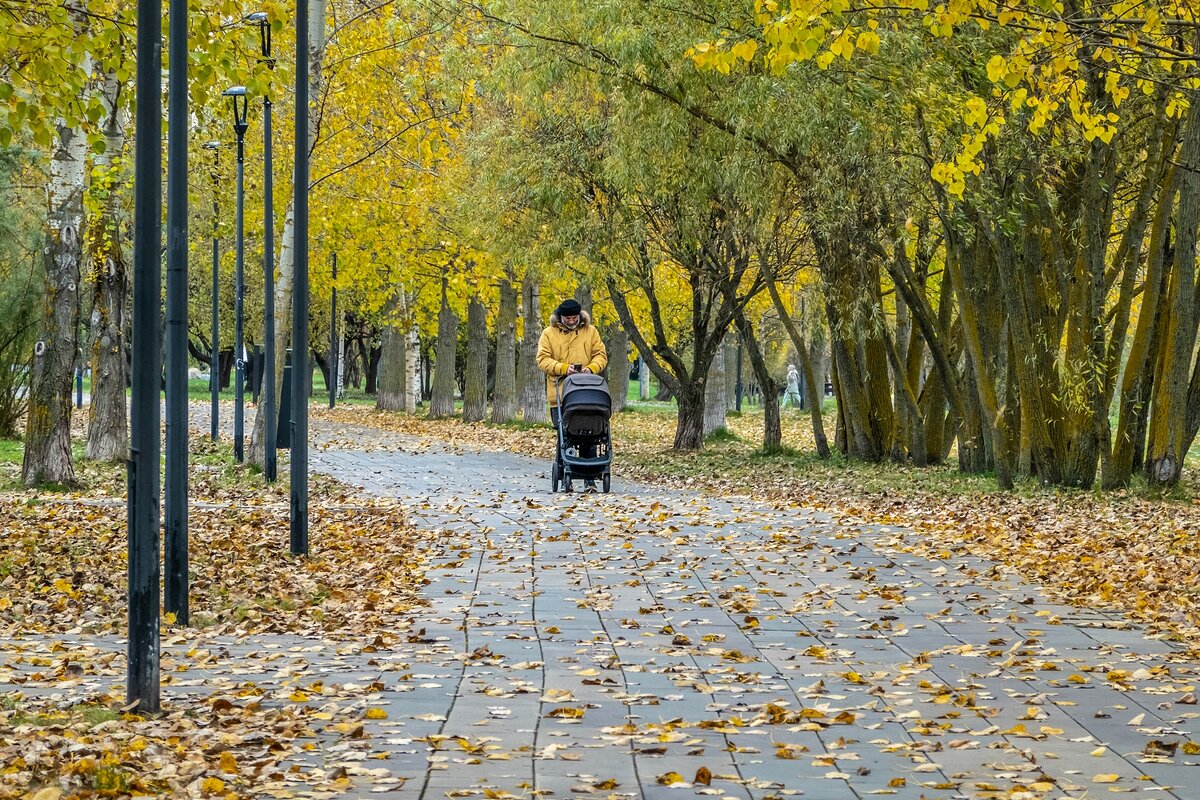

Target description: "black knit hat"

left=557, top=298, right=582, bottom=317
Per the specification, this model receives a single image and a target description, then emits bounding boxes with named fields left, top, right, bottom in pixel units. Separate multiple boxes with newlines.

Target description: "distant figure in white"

left=782, top=364, right=803, bottom=409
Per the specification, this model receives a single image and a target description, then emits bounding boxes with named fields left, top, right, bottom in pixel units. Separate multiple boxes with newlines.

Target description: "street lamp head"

left=247, top=12, right=272, bottom=62
left=223, top=86, right=250, bottom=132
left=202, top=140, right=220, bottom=150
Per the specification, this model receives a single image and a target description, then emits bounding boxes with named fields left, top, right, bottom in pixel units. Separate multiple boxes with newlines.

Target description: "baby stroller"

left=551, top=373, right=613, bottom=493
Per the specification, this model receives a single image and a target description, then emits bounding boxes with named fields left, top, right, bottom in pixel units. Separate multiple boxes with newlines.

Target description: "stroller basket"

left=552, top=373, right=614, bottom=493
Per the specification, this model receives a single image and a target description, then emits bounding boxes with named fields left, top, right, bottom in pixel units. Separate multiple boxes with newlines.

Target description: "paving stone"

left=8, top=407, right=1191, bottom=800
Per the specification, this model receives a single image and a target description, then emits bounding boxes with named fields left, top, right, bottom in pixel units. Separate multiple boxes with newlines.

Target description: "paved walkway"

left=5, top=412, right=1200, bottom=799
left=306, top=422, right=1199, bottom=800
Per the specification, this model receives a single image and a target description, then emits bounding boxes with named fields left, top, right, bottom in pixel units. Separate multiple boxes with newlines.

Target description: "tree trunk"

left=574, top=283, right=593, bottom=318
left=518, top=274, right=546, bottom=423
left=732, top=308, right=781, bottom=452
left=365, top=344, right=381, bottom=395
left=491, top=278, right=518, bottom=423
left=703, top=342, right=726, bottom=436
left=1147, top=93, right=1200, bottom=485
left=763, top=273, right=829, bottom=457
left=396, top=326, right=408, bottom=408
left=248, top=0, right=326, bottom=468
left=724, top=336, right=738, bottom=411
left=463, top=295, right=488, bottom=422
left=344, top=334, right=361, bottom=388
left=947, top=239, right=1014, bottom=488
left=405, top=311, right=419, bottom=413
left=376, top=319, right=405, bottom=411
left=675, top=384, right=705, bottom=450
left=85, top=70, right=129, bottom=463
left=24, top=120, right=87, bottom=487
left=430, top=283, right=459, bottom=418
left=608, top=327, right=629, bottom=413
left=1124, top=211, right=1174, bottom=483
left=639, top=354, right=651, bottom=400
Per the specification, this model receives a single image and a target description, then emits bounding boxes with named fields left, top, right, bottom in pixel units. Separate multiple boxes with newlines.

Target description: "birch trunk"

left=24, top=118, right=88, bottom=486
left=703, top=342, right=726, bottom=436
left=85, top=70, right=129, bottom=462
left=405, top=308, right=419, bottom=413
left=724, top=336, right=738, bottom=411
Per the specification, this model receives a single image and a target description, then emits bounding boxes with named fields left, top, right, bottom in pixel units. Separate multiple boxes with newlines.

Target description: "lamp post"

left=203, top=141, right=220, bottom=440
left=292, top=0, right=309, bottom=555
left=164, top=0, right=190, bottom=626
left=129, top=0, right=162, bottom=714
left=330, top=251, right=337, bottom=409
left=223, top=86, right=249, bottom=462
left=249, top=12, right=278, bottom=481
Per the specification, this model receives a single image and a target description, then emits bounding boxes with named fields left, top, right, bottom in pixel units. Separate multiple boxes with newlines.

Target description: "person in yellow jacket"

left=537, top=298, right=608, bottom=487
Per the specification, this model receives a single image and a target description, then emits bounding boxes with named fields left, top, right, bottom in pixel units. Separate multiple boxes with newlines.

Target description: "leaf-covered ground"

left=5, top=404, right=1200, bottom=799
left=0, top=429, right=426, bottom=799
left=309, top=405, right=1200, bottom=650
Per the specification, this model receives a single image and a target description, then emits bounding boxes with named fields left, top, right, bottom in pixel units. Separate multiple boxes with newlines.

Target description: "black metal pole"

left=164, top=0, right=189, bottom=626
left=208, top=145, right=219, bottom=441
left=329, top=252, right=336, bottom=409
left=75, top=365, right=82, bottom=408
left=263, top=95, right=277, bottom=481
left=233, top=117, right=247, bottom=462
left=291, top=0, right=309, bottom=555
left=129, top=0, right=162, bottom=713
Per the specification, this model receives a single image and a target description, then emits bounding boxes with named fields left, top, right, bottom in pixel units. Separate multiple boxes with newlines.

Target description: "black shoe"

left=584, top=479, right=597, bottom=491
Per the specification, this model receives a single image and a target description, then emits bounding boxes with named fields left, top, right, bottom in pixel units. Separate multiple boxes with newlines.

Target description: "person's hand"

left=567, top=364, right=580, bottom=375
left=580, top=367, right=592, bottom=374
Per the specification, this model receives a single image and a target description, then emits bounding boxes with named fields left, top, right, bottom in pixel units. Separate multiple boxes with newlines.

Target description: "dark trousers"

left=551, top=407, right=562, bottom=464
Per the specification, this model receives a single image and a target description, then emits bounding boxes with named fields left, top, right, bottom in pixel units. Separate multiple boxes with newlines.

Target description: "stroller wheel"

left=563, top=469, right=573, bottom=493
left=602, top=472, right=611, bottom=494
left=551, top=462, right=560, bottom=493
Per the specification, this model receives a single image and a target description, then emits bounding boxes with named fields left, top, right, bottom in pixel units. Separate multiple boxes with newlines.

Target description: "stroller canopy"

left=560, top=373, right=611, bottom=437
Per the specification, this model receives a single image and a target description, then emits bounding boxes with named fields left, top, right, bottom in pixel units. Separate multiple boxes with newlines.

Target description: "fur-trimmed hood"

left=550, top=309, right=592, bottom=331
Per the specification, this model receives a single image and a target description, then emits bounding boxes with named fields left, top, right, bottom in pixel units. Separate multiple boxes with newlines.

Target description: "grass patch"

left=188, top=379, right=235, bottom=402
left=624, top=401, right=678, bottom=415
left=8, top=703, right=118, bottom=729
left=10, top=711, right=58, bottom=727
left=705, top=428, right=741, bottom=445
left=0, top=439, right=21, bottom=464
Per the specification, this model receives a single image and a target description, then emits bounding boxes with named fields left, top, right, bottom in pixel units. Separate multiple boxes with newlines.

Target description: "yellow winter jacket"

left=536, top=311, right=609, bottom=407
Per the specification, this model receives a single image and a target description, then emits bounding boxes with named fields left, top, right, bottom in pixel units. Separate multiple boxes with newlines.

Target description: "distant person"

left=782, top=364, right=802, bottom=409
left=537, top=298, right=608, bottom=488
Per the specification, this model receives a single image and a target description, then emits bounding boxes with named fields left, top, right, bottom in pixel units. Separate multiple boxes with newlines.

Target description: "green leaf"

left=0, top=127, right=11, bottom=148
left=90, top=135, right=106, bottom=155
left=0, top=83, right=12, bottom=102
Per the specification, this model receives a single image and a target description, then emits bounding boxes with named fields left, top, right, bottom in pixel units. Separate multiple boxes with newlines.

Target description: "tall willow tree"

left=467, top=0, right=1200, bottom=488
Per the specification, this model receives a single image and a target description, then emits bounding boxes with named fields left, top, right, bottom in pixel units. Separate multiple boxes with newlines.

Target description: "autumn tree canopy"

left=4, top=0, right=1200, bottom=489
